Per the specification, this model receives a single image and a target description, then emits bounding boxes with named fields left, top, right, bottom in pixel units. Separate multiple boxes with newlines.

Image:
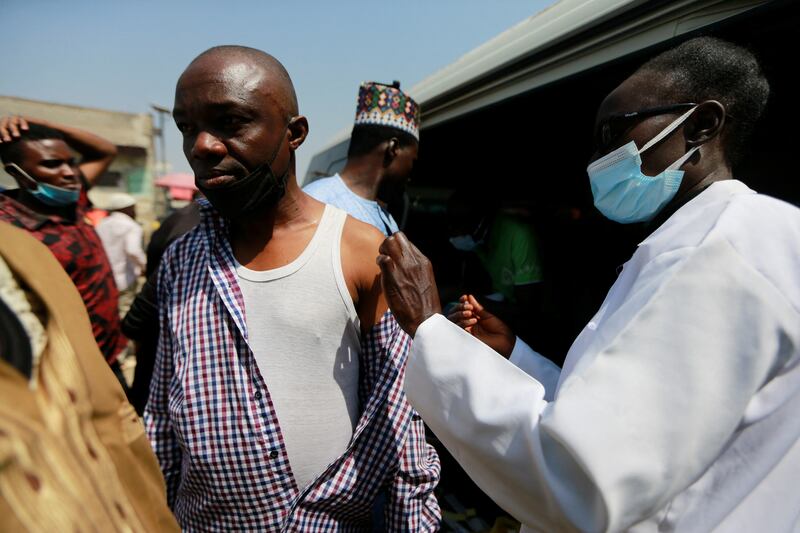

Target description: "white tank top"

left=235, top=205, right=361, bottom=491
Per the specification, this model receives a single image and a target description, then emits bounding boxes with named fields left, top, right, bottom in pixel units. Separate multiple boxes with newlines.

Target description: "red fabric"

left=85, top=208, right=109, bottom=227
left=0, top=190, right=127, bottom=363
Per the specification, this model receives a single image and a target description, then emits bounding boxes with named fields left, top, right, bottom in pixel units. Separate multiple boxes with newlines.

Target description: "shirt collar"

left=197, top=200, right=251, bottom=341
left=334, top=174, right=380, bottom=207
left=0, top=191, right=54, bottom=231
left=639, top=179, right=754, bottom=249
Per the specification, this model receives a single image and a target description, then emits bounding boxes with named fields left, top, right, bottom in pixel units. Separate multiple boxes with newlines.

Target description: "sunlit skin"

left=9, top=139, right=81, bottom=190
left=174, top=59, right=297, bottom=189
left=173, top=52, right=320, bottom=273
left=173, top=48, right=389, bottom=334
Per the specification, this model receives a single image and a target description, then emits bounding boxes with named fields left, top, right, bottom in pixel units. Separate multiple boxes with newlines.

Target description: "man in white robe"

left=376, top=37, right=800, bottom=532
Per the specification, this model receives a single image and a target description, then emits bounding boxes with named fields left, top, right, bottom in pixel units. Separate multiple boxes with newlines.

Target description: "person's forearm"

left=33, top=117, right=117, bottom=160
left=405, top=315, right=578, bottom=531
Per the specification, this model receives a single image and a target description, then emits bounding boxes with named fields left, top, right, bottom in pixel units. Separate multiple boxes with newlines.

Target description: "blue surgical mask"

left=5, top=163, right=80, bottom=207
left=586, top=106, right=700, bottom=224
left=29, top=181, right=81, bottom=206
left=449, top=234, right=479, bottom=252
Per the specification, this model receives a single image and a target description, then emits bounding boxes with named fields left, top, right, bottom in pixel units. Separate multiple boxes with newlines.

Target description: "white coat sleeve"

left=508, top=337, right=561, bottom=401
left=405, top=238, right=795, bottom=532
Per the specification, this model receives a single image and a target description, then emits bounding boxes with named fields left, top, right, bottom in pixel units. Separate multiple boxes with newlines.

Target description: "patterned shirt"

left=145, top=202, right=441, bottom=532
left=0, top=190, right=126, bottom=363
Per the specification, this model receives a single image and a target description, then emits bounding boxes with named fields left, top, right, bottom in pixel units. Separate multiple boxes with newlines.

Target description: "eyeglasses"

left=594, top=103, right=697, bottom=153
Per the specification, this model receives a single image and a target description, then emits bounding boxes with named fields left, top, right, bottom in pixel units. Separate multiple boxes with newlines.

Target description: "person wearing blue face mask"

left=376, top=37, right=800, bottom=532
left=0, top=117, right=129, bottom=382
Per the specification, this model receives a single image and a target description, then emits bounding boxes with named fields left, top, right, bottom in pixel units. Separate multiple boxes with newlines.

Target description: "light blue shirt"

left=304, top=174, right=399, bottom=236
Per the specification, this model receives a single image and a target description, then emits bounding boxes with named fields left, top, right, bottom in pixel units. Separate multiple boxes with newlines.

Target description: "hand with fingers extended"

left=447, top=294, right=516, bottom=358
left=376, top=232, right=442, bottom=337
left=0, top=115, right=31, bottom=143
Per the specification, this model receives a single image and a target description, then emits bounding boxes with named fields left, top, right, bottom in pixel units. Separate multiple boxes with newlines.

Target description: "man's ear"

left=383, top=138, right=399, bottom=167
left=685, top=100, right=726, bottom=148
left=287, top=116, right=309, bottom=150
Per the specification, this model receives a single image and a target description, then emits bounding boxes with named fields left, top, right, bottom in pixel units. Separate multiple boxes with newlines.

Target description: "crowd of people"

left=0, top=34, right=798, bottom=533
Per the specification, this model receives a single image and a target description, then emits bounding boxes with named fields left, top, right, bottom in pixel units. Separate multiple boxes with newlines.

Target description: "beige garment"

left=0, top=221, right=179, bottom=533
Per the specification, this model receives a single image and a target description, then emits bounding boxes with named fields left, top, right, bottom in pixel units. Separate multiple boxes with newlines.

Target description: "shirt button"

left=270, top=450, right=279, bottom=459
left=254, top=390, right=262, bottom=400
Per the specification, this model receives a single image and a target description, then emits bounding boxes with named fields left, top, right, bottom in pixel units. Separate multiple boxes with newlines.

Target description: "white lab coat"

left=406, top=180, right=800, bottom=532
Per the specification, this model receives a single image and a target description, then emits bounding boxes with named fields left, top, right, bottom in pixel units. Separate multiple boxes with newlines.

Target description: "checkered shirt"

left=144, top=203, right=441, bottom=532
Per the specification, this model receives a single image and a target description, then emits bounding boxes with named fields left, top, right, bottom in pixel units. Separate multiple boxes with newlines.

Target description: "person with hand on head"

left=0, top=116, right=127, bottom=380
left=377, top=37, right=800, bottom=532
left=146, top=45, right=439, bottom=531
left=0, top=115, right=117, bottom=187
left=304, top=81, right=419, bottom=236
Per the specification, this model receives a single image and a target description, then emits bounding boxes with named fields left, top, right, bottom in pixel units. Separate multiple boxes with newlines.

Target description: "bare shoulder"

left=339, top=213, right=388, bottom=327
left=341, top=215, right=386, bottom=263
left=339, top=214, right=386, bottom=306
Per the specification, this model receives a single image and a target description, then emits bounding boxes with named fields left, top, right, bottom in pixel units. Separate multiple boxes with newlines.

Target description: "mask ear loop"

left=638, top=105, right=698, bottom=154
left=4, top=163, right=40, bottom=191
left=666, top=145, right=700, bottom=171
left=271, top=122, right=295, bottom=190
left=241, top=121, right=293, bottom=183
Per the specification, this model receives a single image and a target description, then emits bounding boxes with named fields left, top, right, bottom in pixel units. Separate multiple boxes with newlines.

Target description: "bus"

left=306, top=2, right=798, bottom=528
left=306, top=0, right=796, bottom=354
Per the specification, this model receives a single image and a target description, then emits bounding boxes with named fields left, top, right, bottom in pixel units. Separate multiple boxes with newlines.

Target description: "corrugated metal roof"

left=411, top=0, right=767, bottom=127
left=312, top=0, right=766, bottom=157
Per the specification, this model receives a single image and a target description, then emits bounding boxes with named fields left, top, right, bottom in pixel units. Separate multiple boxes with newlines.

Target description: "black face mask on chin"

left=197, top=127, right=290, bottom=220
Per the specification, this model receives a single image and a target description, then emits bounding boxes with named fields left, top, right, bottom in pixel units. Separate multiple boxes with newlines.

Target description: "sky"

left=0, top=0, right=556, bottom=181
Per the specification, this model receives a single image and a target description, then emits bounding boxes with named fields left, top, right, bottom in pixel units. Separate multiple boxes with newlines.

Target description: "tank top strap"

left=321, top=206, right=359, bottom=327
left=305, top=204, right=345, bottom=265
left=325, top=205, right=348, bottom=244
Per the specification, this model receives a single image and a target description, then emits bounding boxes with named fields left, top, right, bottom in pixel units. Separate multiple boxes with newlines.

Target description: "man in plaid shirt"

left=145, top=46, right=440, bottom=531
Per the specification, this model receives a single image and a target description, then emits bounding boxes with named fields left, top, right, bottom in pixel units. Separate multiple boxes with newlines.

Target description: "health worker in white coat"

left=377, top=37, right=800, bottom=532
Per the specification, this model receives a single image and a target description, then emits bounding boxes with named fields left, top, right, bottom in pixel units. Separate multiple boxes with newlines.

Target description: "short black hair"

left=0, top=123, right=65, bottom=165
left=347, top=124, right=418, bottom=158
left=638, top=36, right=770, bottom=167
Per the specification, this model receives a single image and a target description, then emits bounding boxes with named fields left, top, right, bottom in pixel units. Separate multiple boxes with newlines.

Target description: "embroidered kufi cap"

left=354, top=81, right=420, bottom=140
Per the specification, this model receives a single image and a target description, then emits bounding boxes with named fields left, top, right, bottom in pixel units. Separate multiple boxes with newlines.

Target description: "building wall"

left=0, top=95, right=158, bottom=223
